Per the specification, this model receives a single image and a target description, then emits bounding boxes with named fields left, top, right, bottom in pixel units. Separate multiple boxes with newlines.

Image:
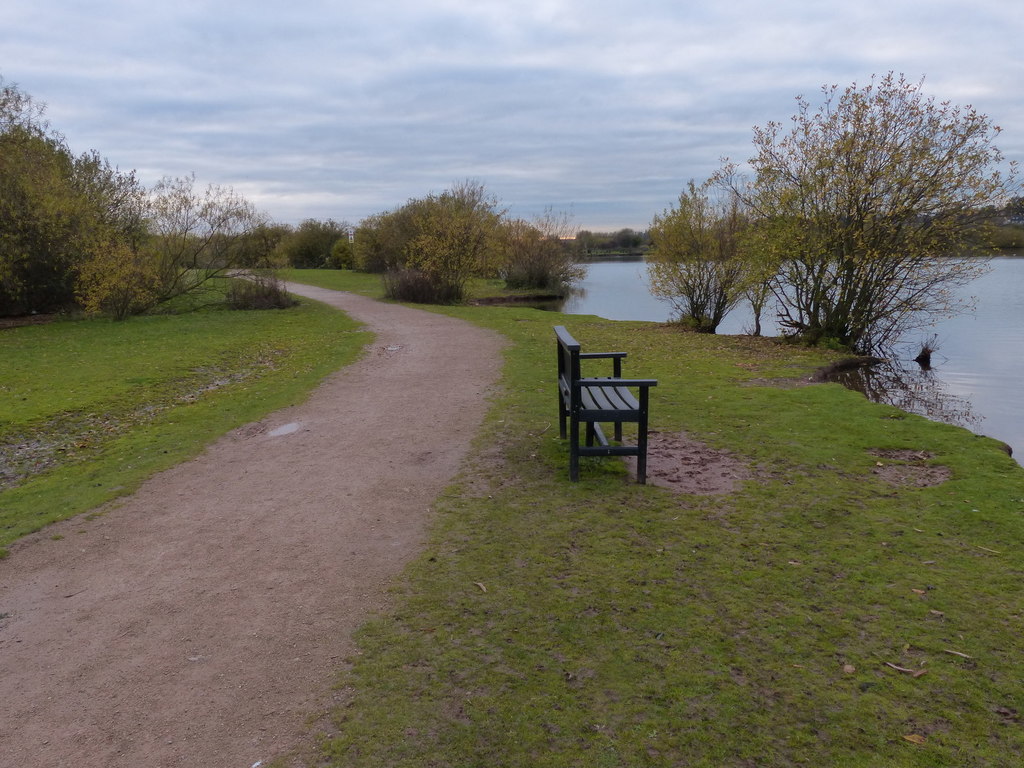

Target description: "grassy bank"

left=282, top=271, right=1024, bottom=767
left=0, top=298, right=369, bottom=552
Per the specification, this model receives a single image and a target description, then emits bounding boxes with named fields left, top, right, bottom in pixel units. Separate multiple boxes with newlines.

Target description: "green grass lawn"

left=282, top=271, right=1024, bottom=767
left=280, top=267, right=387, bottom=298
left=0, top=296, right=369, bottom=551
left=279, top=267, right=543, bottom=302
left=5, top=269, right=1023, bottom=766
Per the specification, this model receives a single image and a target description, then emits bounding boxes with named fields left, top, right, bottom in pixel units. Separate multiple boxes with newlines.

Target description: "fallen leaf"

left=843, top=664, right=856, bottom=674
left=929, top=609, right=945, bottom=617
left=903, top=734, right=926, bottom=744
left=473, top=582, right=487, bottom=593
left=911, top=588, right=926, bottom=594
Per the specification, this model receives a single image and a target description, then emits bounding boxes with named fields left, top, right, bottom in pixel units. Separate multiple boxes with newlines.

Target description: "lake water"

left=559, top=255, right=1024, bottom=461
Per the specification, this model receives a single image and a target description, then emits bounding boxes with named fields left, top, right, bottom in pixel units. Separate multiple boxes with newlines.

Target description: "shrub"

left=500, top=212, right=584, bottom=293
left=225, top=274, right=297, bottom=310
left=275, top=218, right=349, bottom=268
left=383, top=268, right=462, bottom=303
left=75, top=242, right=161, bottom=320
left=328, top=237, right=354, bottom=269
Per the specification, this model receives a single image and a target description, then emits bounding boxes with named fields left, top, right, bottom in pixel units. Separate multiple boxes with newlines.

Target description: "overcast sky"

left=3, top=0, right=1021, bottom=231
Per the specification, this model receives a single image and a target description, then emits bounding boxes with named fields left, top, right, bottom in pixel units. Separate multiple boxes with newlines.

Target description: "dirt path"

left=0, top=285, right=505, bottom=768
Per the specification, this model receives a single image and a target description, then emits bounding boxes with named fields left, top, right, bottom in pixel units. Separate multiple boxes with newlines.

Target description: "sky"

left=3, top=0, right=1022, bottom=231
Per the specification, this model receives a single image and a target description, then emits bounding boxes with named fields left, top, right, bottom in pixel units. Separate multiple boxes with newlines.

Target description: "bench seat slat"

left=581, top=384, right=640, bottom=414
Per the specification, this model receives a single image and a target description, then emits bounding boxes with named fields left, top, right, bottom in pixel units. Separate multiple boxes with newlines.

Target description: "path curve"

left=0, top=285, right=505, bottom=767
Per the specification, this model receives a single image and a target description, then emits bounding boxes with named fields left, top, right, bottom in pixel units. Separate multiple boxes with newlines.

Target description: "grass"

left=6, top=268, right=1024, bottom=765
left=280, top=271, right=1024, bottom=767
left=279, top=267, right=556, bottom=302
left=0, top=296, right=369, bottom=551
left=280, top=267, right=387, bottom=298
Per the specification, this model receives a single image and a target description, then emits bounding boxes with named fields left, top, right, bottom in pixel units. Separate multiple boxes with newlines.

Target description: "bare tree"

left=146, top=174, right=264, bottom=304
left=500, top=208, right=584, bottom=292
left=648, top=179, right=753, bottom=333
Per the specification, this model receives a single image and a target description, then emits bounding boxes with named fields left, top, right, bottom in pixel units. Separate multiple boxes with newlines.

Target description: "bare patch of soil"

left=628, top=430, right=753, bottom=495
left=868, top=449, right=951, bottom=487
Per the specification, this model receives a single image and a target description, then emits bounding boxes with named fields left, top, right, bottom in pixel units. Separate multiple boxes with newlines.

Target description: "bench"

left=554, top=325, right=658, bottom=483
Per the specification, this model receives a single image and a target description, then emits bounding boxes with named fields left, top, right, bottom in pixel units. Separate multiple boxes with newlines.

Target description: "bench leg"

left=569, top=416, right=580, bottom=481
left=637, top=434, right=648, bottom=484
left=637, top=390, right=650, bottom=484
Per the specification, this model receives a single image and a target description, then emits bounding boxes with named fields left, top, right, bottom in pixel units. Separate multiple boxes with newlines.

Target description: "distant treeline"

left=980, top=198, right=1024, bottom=249
left=574, top=228, right=650, bottom=256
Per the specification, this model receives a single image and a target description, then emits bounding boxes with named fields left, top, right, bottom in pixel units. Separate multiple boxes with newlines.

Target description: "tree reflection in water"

left=827, top=359, right=981, bottom=432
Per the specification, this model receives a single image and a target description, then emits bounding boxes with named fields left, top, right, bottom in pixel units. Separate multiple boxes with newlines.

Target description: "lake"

left=558, top=255, right=1024, bottom=462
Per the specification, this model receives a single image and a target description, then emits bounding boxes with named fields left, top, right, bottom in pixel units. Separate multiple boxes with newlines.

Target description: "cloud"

left=3, top=0, right=1021, bottom=230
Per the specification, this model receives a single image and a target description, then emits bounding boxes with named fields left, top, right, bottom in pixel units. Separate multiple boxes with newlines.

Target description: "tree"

left=500, top=208, right=584, bottom=292
left=0, top=75, right=45, bottom=132
left=575, top=228, right=650, bottom=255
left=610, top=228, right=645, bottom=250
left=648, top=180, right=752, bottom=333
left=75, top=239, right=161, bottom=320
left=0, top=78, right=82, bottom=314
left=353, top=205, right=421, bottom=273
left=402, top=179, right=504, bottom=301
left=276, top=218, right=349, bottom=268
left=0, top=124, right=78, bottom=313
left=0, top=77, right=276, bottom=319
left=145, top=174, right=264, bottom=305
left=232, top=223, right=292, bottom=268
left=71, top=152, right=154, bottom=318
left=1, top=77, right=153, bottom=317
left=328, top=235, right=354, bottom=269
left=1, top=81, right=143, bottom=315
left=732, top=73, right=1017, bottom=352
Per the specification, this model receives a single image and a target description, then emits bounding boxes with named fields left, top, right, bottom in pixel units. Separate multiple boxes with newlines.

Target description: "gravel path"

left=0, top=285, right=504, bottom=768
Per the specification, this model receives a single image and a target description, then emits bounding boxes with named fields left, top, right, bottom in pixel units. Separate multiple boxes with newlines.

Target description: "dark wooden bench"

left=555, top=325, right=658, bottom=483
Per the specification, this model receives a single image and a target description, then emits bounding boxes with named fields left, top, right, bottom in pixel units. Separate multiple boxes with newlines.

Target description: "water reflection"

left=827, top=359, right=981, bottom=432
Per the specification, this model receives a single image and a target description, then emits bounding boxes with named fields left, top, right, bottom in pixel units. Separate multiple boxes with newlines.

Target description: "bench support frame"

left=555, top=325, right=657, bottom=483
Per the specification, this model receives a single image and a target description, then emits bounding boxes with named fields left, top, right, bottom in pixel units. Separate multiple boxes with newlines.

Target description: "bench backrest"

left=554, top=325, right=582, bottom=401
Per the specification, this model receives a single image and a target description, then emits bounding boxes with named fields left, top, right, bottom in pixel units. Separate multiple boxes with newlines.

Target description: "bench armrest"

left=579, top=377, right=658, bottom=388
left=580, top=351, right=628, bottom=378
